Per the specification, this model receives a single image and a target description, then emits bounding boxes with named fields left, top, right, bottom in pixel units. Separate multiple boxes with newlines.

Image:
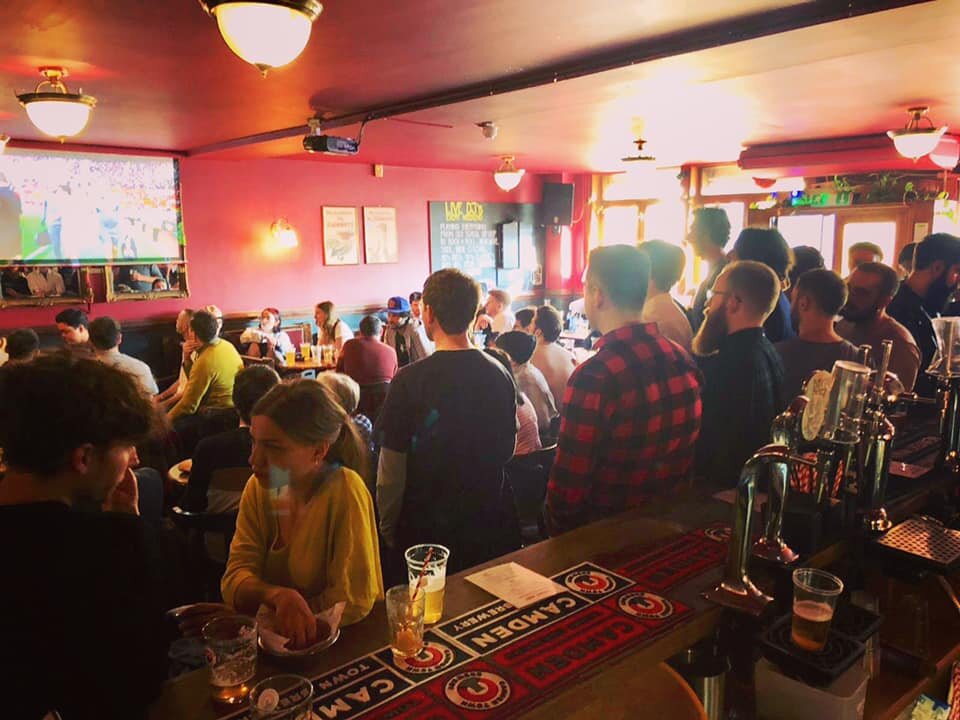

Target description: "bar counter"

left=148, top=470, right=958, bottom=719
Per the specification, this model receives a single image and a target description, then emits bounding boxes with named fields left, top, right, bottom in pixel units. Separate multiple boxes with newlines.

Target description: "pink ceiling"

left=1, top=0, right=958, bottom=173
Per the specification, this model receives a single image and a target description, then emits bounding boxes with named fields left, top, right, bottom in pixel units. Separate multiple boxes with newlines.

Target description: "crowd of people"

left=2, top=209, right=959, bottom=719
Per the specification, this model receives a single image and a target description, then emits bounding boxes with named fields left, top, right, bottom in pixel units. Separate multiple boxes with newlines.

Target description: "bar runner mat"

left=222, top=526, right=728, bottom=719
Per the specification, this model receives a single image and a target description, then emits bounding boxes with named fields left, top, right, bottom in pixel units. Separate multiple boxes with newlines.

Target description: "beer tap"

left=930, top=317, right=960, bottom=473
left=857, top=340, right=896, bottom=533
left=704, top=444, right=816, bottom=616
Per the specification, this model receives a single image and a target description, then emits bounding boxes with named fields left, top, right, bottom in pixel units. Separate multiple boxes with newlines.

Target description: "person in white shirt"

left=531, top=305, right=577, bottom=409
left=496, top=331, right=559, bottom=435
left=26, top=266, right=65, bottom=297
left=240, top=307, right=295, bottom=366
left=158, top=308, right=194, bottom=409
left=88, top=316, right=159, bottom=396
left=314, top=300, right=354, bottom=351
left=477, top=289, right=516, bottom=335
left=638, top=240, right=694, bottom=353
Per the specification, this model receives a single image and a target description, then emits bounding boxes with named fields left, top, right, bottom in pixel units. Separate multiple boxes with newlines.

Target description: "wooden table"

left=148, top=493, right=729, bottom=719
left=278, top=359, right=334, bottom=376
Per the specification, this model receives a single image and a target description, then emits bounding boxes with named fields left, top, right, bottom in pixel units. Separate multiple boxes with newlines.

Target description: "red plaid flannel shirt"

left=545, top=323, right=702, bottom=534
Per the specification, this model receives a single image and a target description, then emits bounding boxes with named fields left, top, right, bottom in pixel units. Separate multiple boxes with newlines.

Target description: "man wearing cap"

left=496, top=330, right=558, bottom=434
left=383, top=295, right=433, bottom=368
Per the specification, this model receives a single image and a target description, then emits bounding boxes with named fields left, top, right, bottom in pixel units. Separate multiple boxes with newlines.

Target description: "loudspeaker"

left=541, top=182, right=574, bottom=227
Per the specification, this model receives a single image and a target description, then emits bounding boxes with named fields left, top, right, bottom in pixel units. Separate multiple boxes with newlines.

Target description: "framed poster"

left=363, top=206, right=399, bottom=264
left=322, top=207, right=361, bottom=265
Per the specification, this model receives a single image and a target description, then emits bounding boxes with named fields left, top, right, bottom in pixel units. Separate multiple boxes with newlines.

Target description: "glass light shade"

left=930, top=136, right=960, bottom=170
left=23, top=98, right=93, bottom=138
left=888, top=127, right=947, bottom=160
left=494, top=169, right=524, bottom=191
left=214, top=2, right=316, bottom=72
left=271, top=219, right=298, bottom=248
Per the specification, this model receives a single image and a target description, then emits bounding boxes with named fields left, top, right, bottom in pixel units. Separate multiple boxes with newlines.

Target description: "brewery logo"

left=395, top=642, right=455, bottom=675
left=444, top=670, right=511, bottom=710
left=564, top=569, right=617, bottom=595
left=618, top=591, right=674, bottom=620
left=704, top=526, right=732, bottom=544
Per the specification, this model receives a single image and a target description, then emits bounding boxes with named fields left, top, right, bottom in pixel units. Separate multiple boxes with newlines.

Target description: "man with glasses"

left=837, top=262, right=920, bottom=392
left=693, top=260, right=786, bottom=490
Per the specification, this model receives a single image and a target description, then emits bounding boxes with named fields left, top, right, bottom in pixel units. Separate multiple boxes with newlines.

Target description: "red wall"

left=0, top=158, right=543, bottom=330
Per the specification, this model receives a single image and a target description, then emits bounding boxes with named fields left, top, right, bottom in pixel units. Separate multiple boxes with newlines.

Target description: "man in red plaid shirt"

left=545, top=245, right=703, bottom=535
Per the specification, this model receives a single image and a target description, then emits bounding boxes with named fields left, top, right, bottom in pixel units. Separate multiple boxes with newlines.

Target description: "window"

left=775, top=214, right=837, bottom=271
left=840, top=222, right=897, bottom=272
left=600, top=206, right=639, bottom=246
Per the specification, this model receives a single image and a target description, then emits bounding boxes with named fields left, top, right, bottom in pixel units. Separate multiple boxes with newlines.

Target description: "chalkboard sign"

left=429, top=201, right=542, bottom=292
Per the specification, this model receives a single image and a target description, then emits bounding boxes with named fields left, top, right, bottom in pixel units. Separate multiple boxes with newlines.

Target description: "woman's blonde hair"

left=315, top=372, right=360, bottom=415
left=252, top=379, right=370, bottom=482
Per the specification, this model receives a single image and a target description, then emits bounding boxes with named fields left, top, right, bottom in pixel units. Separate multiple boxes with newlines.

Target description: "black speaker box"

left=541, top=182, right=574, bottom=226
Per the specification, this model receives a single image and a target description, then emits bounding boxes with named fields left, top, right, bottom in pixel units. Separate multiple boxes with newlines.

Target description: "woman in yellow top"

left=221, top=379, right=383, bottom=648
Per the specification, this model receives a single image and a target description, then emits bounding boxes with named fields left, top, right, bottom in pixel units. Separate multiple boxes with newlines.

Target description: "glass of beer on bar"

left=386, top=584, right=425, bottom=659
left=202, top=615, right=258, bottom=705
left=405, top=544, right=450, bottom=625
left=791, top=568, right=843, bottom=653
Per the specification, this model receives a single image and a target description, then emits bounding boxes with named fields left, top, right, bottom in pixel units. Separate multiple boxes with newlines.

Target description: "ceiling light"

left=930, top=136, right=960, bottom=171
left=16, top=67, right=96, bottom=140
left=478, top=121, right=498, bottom=140
left=887, top=106, right=947, bottom=160
left=494, top=156, right=525, bottom=191
left=0, top=135, right=8, bottom=154
left=200, top=0, right=323, bottom=76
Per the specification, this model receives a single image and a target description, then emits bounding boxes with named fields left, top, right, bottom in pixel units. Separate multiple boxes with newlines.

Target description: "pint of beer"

left=203, top=615, right=258, bottom=704
left=791, top=568, right=843, bottom=653
left=405, top=544, right=451, bottom=625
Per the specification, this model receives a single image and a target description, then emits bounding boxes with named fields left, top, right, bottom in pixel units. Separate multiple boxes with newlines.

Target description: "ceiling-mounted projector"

left=303, top=117, right=361, bottom=155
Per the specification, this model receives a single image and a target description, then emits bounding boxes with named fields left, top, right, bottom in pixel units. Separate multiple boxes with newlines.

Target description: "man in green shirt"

left=169, top=310, right=243, bottom=421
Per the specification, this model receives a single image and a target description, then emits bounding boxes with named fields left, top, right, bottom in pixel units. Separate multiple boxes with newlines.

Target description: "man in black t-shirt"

left=0, top=355, right=168, bottom=720
left=377, top=269, right=518, bottom=576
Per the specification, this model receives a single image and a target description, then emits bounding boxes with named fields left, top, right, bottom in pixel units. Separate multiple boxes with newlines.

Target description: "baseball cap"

left=386, top=296, right=411, bottom=314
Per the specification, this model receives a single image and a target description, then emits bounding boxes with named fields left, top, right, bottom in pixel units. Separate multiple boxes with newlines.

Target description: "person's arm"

left=544, top=366, right=608, bottom=535
left=377, top=448, right=407, bottom=549
left=222, top=482, right=319, bottom=647
left=889, top=339, right=921, bottom=393
left=169, top=352, right=213, bottom=420
left=239, top=327, right=261, bottom=346
left=315, top=471, right=383, bottom=625
left=333, top=322, right=352, bottom=352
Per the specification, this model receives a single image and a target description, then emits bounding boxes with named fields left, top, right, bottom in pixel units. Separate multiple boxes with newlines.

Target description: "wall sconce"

left=271, top=218, right=298, bottom=248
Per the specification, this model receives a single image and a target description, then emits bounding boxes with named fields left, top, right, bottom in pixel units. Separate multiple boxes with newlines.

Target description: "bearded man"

left=692, top=260, right=786, bottom=490
left=886, top=233, right=960, bottom=397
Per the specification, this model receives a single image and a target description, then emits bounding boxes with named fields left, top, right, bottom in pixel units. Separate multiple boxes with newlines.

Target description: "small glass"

left=929, top=316, right=960, bottom=377
left=249, top=674, right=314, bottom=720
left=791, top=568, right=843, bottom=653
left=386, top=584, right=425, bottom=659
left=405, top=544, right=450, bottom=625
left=300, top=344, right=311, bottom=361
left=202, top=615, right=258, bottom=705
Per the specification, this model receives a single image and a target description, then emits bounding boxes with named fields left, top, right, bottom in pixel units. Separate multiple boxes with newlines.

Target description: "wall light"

left=888, top=106, right=947, bottom=160
left=16, top=67, right=96, bottom=140
left=271, top=218, right=298, bottom=248
left=200, top=0, right=323, bottom=76
left=493, top=155, right=525, bottom=191
left=0, top=135, right=8, bottom=154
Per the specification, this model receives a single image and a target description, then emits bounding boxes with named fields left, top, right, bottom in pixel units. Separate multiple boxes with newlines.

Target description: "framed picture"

left=363, top=207, right=399, bottom=264
left=322, top=207, right=361, bottom=265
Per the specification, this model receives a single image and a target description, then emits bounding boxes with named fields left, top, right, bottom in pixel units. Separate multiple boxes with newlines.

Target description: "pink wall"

left=0, top=158, right=543, bottom=330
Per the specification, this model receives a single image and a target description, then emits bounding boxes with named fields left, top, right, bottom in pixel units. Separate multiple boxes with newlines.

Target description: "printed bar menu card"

left=465, top=562, right=566, bottom=608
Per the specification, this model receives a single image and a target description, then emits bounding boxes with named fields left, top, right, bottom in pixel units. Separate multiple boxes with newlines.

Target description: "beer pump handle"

left=857, top=344, right=872, bottom=367
left=876, top=340, right=893, bottom=393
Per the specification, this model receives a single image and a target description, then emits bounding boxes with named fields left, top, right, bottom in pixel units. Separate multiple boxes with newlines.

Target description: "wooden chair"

left=241, top=354, right=275, bottom=369
left=358, top=381, right=391, bottom=422
left=505, top=444, right=557, bottom=546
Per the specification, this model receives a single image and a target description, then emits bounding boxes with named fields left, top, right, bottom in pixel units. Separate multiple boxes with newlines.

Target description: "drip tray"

left=873, top=518, right=960, bottom=573
left=760, top=614, right=866, bottom=687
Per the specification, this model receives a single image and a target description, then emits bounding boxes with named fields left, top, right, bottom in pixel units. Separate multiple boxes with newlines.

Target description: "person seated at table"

left=241, top=307, right=295, bottom=366
left=169, top=310, right=244, bottom=422
left=336, top=314, right=398, bottom=386
left=55, top=307, right=95, bottom=358
left=377, top=269, right=518, bottom=575
left=513, top=307, right=537, bottom=334
left=157, top=309, right=195, bottom=409
left=775, top=269, right=858, bottom=399
left=496, top=330, right=559, bottom=435
left=545, top=245, right=703, bottom=535
left=221, top=380, right=383, bottom=641
left=4, top=328, right=39, bottom=365
left=383, top=295, right=432, bottom=367
left=693, top=260, right=785, bottom=490
left=638, top=240, right=694, bottom=352
left=0, top=354, right=168, bottom=720
left=182, top=364, right=280, bottom=513
left=531, top=305, right=577, bottom=410
left=730, top=228, right=795, bottom=343
left=475, top=288, right=516, bottom=335
left=89, top=316, right=159, bottom=396
left=314, top=300, right=354, bottom=352
left=315, top=372, right=376, bottom=464
left=26, top=265, right=65, bottom=296
left=486, top=347, right=541, bottom=456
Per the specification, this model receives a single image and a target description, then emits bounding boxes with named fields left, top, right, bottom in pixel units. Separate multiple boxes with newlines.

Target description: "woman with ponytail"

left=221, top=379, right=382, bottom=647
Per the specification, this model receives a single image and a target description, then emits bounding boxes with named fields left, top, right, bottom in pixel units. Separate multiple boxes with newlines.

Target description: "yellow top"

left=221, top=466, right=383, bottom=626
left=169, top=339, right=243, bottom=420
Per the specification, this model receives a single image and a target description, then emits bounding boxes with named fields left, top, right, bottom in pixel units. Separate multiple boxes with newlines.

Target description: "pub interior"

left=5, top=1, right=960, bottom=719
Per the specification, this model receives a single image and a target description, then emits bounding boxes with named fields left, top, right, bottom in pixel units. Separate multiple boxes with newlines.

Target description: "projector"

left=303, top=134, right=360, bottom=155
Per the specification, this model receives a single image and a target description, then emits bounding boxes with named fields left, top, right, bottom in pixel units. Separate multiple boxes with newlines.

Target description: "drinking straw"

left=409, top=547, right=434, bottom=604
